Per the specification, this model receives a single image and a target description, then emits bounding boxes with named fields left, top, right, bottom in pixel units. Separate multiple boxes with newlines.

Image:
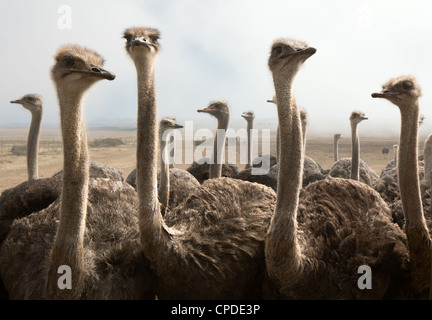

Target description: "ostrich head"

left=241, top=111, right=255, bottom=121
left=123, top=27, right=161, bottom=63
left=267, top=96, right=276, bottom=104
left=51, top=44, right=115, bottom=93
left=371, top=76, right=422, bottom=109
left=197, top=100, right=230, bottom=122
left=268, top=38, right=316, bottom=76
left=350, top=111, right=368, bottom=125
left=334, top=133, right=343, bottom=140
left=160, top=116, right=183, bottom=132
left=10, top=94, right=43, bottom=113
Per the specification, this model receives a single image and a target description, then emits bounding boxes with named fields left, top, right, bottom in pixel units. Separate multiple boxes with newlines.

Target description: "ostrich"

left=264, top=96, right=280, bottom=165
left=242, top=110, right=255, bottom=169
left=423, top=134, right=432, bottom=184
left=372, top=75, right=431, bottom=294
left=298, top=107, right=327, bottom=186
left=234, top=110, right=278, bottom=191
left=265, top=38, right=412, bottom=299
left=334, top=133, right=342, bottom=163
left=158, top=116, right=200, bottom=214
left=126, top=117, right=200, bottom=211
left=10, top=94, right=42, bottom=181
left=0, top=44, right=156, bottom=300
left=269, top=106, right=326, bottom=188
left=124, top=26, right=276, bottom=299
left=329, top=111, right=379, bottom=186
left=186, top=102, right=239, bottom=183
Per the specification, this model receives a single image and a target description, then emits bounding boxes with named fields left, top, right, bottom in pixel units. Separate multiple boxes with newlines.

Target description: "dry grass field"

left=0, top=128, right=421, bottom=193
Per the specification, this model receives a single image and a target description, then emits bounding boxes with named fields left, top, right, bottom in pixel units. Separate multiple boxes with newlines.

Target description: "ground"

left=0, top=128, right=420, bottom=193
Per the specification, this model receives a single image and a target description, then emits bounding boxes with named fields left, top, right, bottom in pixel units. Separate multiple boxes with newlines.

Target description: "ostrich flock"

left=0, top=26, right=431, bottom=300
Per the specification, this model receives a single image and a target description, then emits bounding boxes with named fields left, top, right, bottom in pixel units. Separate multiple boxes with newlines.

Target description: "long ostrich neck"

left=159, top=129, right=170, bottom=215
left=350, top=121, right=360, bottom=181
left=398, top=103, right=431, bottom=291
left=267, top=73, right=304, bottom=276
left=276, top=125, right=280, bottom=162
left=134, top=57, right=168, bottom=251
left=301, top=119, right=307, bottom=151
left=169, top=135, right=175, bottom=169
left=46, top=89, right=89, bottom=299
left=209, top=116, right=229, bottom=179
left=424, top=135, right=432, bottom=183
left=394, top=147, right=398, bottom=168
left=246, top=118, right=253, bottom=169
left=27, top=109, right=42, bottom=181
left=334, top=136, right=339, bottom=163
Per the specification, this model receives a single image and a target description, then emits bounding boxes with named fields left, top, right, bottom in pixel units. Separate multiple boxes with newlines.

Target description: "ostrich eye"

left=273, top=46, right=283, bottom=55
left=403, top=81, right=413, bottom=90
left=27, top=97, right=35, bottom=102
left=123, top=34, right=132, bottom=42
left=63, top=59, right=75, bottom=68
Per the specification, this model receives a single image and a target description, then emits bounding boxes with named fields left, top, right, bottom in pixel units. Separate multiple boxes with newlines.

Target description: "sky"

left=1, top=0, right=431, bottom=138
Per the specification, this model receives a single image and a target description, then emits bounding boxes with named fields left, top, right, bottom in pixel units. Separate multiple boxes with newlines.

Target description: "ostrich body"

left=0, top=45, right=155, bottom=300
left=125, top=26, right=276, bottom=299
left=265, top=38, right=411, bottom=299
left=329, top=111, right=379, bottom=186
left=10, top=94, right=42, bottom=181
left=372, top=76, right=431, bottom=293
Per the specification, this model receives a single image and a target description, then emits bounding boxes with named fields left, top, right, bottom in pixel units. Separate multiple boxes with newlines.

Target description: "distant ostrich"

left=381, top=147, right=390, bottom=155
left=241, top=110, right=255, bottom=169
left=126, top=118, right=200, bottom=211
left=0, top=44, right=156, bottom=299
left=298, top=107, right=327, bottom=186
left=10, top=94, right=42, bottom=181
left=372, top=75, right=431, bottom=294
left=329, top=111, right=379, bottom=186
left=158, top=117, right=200, bottom=214
left=265, top=96, right=280, bottom=165
left=270, top=106, right=326, bottom=188
left=334, top=134, right=343, bottom=162
left=234, top=110, right=278, bottom=191
left=265, top=38, right=412, bottom=300
left=423, top=134, right=432, bottom=184
left=186, top=101, right=239, bottom=183
left=125, top=26, right=276, bottom=299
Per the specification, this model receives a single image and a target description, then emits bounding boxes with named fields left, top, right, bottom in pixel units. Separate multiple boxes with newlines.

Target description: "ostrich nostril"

left=91, top=67, right=102, bottom=73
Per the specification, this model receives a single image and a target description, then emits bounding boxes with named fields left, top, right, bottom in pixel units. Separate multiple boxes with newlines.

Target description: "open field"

left=0, top=128, right=418, bottom=193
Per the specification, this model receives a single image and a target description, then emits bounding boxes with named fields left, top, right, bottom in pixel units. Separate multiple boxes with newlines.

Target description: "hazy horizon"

left=1, top=0, right=431, bottom=139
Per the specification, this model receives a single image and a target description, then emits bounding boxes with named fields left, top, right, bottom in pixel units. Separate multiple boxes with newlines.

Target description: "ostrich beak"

left=197, top=108, right=210, bottom=113
left=295, top=47, right=317, bottom=60
left=89, top=66, right=116, bottom=81
left=371, top=91, right=399, bottom=99
left=74, top=65, right=116, bottom=81
left=173, top=124, right=183, bottom=129
left=10, top=100, right=21, bottom=104
left=267, top=99, right=276, bottom=104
